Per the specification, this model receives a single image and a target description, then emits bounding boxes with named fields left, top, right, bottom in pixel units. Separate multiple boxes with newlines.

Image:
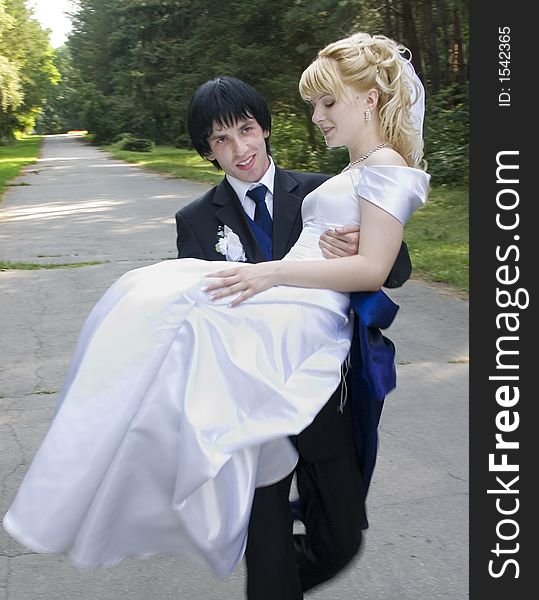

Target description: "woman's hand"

left=203, top=262, right=281, bottom=307
left=319, top=226, right=360, bottom=258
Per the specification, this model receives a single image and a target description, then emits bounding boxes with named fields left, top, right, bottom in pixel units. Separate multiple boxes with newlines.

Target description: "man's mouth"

left=237, top=155, right=255, bottom=169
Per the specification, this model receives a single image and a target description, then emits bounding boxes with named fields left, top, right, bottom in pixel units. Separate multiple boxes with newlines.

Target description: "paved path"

left=0, top=135, right=469, bottom=599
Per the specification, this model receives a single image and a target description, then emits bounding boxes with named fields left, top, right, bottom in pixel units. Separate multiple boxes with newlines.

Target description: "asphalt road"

left=0, top=135, right=469, bottom=599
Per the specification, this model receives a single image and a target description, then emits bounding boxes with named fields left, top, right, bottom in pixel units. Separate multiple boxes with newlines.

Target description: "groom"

left=176, top=76, right=410, bottom=599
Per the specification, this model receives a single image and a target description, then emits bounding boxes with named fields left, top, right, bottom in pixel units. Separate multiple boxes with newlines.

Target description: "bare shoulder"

left=364, top=147, right=407, bottom=167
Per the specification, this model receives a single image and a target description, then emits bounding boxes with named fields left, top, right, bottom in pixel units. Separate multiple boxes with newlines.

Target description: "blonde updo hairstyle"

left=299, top=32, right=425, bottom=169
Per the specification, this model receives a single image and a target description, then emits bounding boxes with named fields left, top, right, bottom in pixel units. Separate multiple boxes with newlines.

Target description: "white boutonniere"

left=215, top=225, right=247, bottom=262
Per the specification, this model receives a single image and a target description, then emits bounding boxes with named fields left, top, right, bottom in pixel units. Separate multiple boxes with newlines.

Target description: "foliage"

left=0, top=54, right=22, bottom=113
left=120, top=137, right=154, bottom=152
left=0, top=0, right=59, bottom=139
left=112, top=132, right=133, bottom=143
left=35, top=46, right=84, bottom=134
left=48, top=0, right=468, bottom=183
left=271, top=111, right=350, bottom=175
left=270, top=112, right=320, bottom=172
left=0, top=0, right=22, bottom=121
left=423, top=83, right=469, bottom=185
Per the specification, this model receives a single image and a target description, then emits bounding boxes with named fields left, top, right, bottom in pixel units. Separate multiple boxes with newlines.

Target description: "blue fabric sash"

left=349, top=290, right=399, bottom=495
left=289, top=289, right=398, bottom=527
left=246, top=215, right=272, bottom=260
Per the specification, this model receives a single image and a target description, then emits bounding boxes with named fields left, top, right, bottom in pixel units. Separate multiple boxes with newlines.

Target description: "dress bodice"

left=284, top=165, right=430, bottom=262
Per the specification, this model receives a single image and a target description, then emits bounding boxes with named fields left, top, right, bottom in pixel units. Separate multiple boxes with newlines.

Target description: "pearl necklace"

left=342, top=142, right=391, bottom=172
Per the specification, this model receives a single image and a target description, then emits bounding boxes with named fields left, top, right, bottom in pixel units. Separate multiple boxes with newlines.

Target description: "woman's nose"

left=311, top=106, right=323, bottom=124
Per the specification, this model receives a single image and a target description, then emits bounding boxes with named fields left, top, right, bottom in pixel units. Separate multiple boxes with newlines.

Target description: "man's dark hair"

left=187, top=76, right=272, bottom=169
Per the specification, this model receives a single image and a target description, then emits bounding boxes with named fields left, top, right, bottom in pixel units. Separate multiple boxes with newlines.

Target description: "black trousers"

left=245, top=453, right=365, bottom=599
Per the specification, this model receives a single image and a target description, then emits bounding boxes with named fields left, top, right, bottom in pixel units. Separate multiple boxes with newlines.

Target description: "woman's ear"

left=365, top=88, right=380, bottom=109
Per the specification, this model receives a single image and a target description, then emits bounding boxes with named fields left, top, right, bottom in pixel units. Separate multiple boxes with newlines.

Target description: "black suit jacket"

left=176, top=167, right=327, bottom=262
left=175, top=165, right=409, bottom=461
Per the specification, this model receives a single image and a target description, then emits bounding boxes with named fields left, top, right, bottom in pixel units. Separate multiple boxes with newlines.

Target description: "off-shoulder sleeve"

left=350, top=165, right=430, bottom=224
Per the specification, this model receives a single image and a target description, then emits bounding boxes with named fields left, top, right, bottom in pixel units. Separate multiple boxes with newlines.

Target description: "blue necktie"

left=247, top=185, right=272, bottom=240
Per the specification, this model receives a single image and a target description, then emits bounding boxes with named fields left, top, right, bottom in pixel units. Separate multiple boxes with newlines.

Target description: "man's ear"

left=263, top=130, right=270, bottom=139
left=205, top=152, right=215, bottom=161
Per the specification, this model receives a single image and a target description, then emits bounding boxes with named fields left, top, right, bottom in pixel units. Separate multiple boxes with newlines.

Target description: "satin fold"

left=349, top=290, right=399, bottom=496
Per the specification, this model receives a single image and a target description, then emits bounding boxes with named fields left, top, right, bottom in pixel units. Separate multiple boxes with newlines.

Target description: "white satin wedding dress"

left=3, top=165, right=429, bottom=576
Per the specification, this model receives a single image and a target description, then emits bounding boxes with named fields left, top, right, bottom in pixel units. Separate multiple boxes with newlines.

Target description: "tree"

left=60, top=0, right=468, bottom=181
left=0, top=0, right=59, bottom=139
left=35, top=45, right=84, bottom=133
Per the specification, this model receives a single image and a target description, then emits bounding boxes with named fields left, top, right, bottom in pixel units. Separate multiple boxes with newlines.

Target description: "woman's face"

left=309, top=86, right=370, bottom=149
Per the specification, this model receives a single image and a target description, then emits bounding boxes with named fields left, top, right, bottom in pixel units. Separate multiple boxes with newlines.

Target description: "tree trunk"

left=453, top=4, right=467, bottom=85
left=437, top=0, right=451, bottom=87
left=400, top=0, right=424, bottom=83
left=423, top=0, right=439, bottom=93
left=384, top=0, right=395, bottom=40
left=303, top=102, right=318, bottom=151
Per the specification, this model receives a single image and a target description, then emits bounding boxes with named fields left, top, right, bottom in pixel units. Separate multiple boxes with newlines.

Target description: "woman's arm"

left=204, top=199, right=404, bottom=306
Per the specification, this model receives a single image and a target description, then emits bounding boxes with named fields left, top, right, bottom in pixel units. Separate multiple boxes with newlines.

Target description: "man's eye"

left=243, top=127, right=253, bottom=133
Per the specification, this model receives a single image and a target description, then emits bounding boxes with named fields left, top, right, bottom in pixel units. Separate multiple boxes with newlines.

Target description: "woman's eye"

left=325, top=102, right=335, bottom=108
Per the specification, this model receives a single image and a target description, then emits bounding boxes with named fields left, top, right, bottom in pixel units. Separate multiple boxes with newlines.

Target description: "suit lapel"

left=213, top=179, right=267, bottom=263
left=272, top=168, right=303, bottom=260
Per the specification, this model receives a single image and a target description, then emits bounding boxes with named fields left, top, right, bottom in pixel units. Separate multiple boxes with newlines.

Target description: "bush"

left=423, top=84, right=469, bottom=186
left=269, top=85, right=469, bottom=183
left=271, top=110, right=348, bottom=175
left=174, top=132, right=192, bottom=149
left=112, top=132, right=133, bottom=144
left=120, top=137, right=154, bottom=152
left=271, top=111, right=321, bottom=172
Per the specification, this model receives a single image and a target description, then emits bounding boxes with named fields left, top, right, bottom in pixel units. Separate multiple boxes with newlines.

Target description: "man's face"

left=206, top=117, right=270, bottom=182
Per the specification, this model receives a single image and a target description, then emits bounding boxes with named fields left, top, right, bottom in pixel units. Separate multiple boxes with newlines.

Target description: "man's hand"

left=319, top=226, right=360, bottom=259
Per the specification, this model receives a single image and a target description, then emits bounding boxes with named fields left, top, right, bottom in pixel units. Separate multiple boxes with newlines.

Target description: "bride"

left=3, top=32, right=430, bottom=578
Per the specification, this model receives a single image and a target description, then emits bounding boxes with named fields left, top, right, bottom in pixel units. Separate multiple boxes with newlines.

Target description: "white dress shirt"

left=225, top=157, right=275, bottom=220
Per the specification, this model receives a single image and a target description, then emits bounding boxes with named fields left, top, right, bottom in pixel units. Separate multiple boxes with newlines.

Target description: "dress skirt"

left=3, top=258, right=352, bottom=576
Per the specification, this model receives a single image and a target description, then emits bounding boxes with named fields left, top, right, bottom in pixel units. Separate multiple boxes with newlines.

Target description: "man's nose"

left=231, top=136, right=248, bottom=154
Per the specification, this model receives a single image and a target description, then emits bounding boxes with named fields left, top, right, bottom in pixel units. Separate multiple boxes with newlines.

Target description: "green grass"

left=0, top=261, right=105, bottom=270
left=405, top=185, right=468, bottom=293
left=0, top=136, right=44, bottom=198
left=103, top=142, right=223, bottom=185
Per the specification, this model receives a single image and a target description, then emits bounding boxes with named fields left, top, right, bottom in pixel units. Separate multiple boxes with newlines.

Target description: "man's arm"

left=175, top=211, right=206, bottom=259
left=382, top=241, right=412, bottom=288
